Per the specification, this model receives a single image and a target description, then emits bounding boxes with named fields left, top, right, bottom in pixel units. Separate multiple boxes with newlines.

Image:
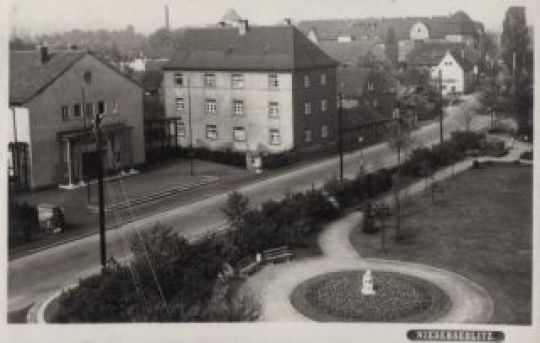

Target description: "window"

left=73, top=103, right=82, bottom=118
left=304, top=129, right=312, bottom=143
left=268, top=74, right=279, bottom=89
left=321, top=99, right=328, bottom=112
left=233, top=127, right=246, bottom=142
left=304, top=102, right=311, bottom=115
left=177, top=122, right=186, bottom=137
left=206, top=125, right=218, bottom=140
left=97, top=101, right=105, bottom=115
left=304, top=75, right=310, bottom=88
left=175, top=98, right=185, bottom=112
left=206, top=99, right=217, bottom=114
left=204, top=73, right=216, bottom=87
left=320, top=73, right=327, bottom=86
left=269, top=129, right=281, bottom=145
left=111, top=100, right=119, bottom=114
left=231, top=74, right=244, bottom=89
left=85, top=103, right=94, bottom=117
left=373, top=99, right=378, bottom=107
left=174, top=72, right=184, bottom=86
left=61, top=106, right=69, bottom=121
left=367, top=82, right=374, bottom=91
left=233, top=100, right=244, bottom=116
left=321, top=125, right=329, bottom=138
left=268, top=101, right=280, bottom=118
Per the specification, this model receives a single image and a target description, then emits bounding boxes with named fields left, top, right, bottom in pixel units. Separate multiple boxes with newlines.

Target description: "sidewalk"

left=9, top=159, right=251, bottom=259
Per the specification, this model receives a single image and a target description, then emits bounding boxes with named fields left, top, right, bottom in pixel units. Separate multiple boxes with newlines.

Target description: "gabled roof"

left=163, top=25, right=338, bottom=71
left=406, top=41, right=477, bottom=70
left=317, top=40, right=377, bottom=65
left=10, top=50, right=142, bottom=105
left=10, top=50, right=85, bottom=104
left=297, top=12, right=481, bottom=43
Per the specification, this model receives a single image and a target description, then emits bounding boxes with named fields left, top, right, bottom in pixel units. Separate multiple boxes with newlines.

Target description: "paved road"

left=8, top=94, right=490, bottom=313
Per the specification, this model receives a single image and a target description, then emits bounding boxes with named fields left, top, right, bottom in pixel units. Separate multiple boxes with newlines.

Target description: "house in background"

left=8, top=47, right=145, bottom=190
left=297, top=11, right=484, bottom=65
left=406, top=41, right=478, bottom=96
left=315, top=39, right=398, bottom=119
left=162, top=19, right=338, bottom=155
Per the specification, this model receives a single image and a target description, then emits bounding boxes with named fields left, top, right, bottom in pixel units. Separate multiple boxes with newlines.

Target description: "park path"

left=243, top=143, right=535, bottom=323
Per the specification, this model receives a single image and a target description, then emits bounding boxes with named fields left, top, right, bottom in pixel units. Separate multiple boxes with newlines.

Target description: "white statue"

left=361, top=270, right=376, bottom=295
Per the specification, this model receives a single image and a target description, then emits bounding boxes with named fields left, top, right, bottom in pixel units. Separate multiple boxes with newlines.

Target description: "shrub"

left=261, top=150, right=298, bottom=169
left=54, top=224, right=253, bottom=322
left=8, top=201, right=40, bottom=246
left=520, top=151, right=533, bottom=160
left=450, top=131, right=485, bottom=153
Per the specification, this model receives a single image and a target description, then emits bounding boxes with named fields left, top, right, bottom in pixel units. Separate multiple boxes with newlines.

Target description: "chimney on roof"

left=461, top=48, right=465, bottom=61
left=283, top=18, right=291, bottom=26
left=37, top=45, right=49, bottom=64
left=238, top=19, right=249, bottom=35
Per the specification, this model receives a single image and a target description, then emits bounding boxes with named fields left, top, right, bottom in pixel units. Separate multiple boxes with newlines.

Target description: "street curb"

left=26, top=285, right=76, bottom=323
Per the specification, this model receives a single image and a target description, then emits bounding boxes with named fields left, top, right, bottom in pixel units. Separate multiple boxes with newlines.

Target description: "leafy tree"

left=221, top=191, right=250, bottom=231
left=501, top=7, right=530, bottom=75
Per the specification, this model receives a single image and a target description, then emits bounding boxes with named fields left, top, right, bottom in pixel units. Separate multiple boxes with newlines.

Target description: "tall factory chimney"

left=165, top=4, right=170, bottom=30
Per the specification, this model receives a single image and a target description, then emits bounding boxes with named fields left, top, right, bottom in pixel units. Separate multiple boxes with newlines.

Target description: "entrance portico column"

left=65, top=138, right=74, bottom=187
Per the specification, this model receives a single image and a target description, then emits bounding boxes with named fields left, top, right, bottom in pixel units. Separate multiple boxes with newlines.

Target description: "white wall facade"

left=163, top=70, right=295, bottom=154
left=431, top=51, right=465, bottom=96
left=410, top=22, right=430, bottom=41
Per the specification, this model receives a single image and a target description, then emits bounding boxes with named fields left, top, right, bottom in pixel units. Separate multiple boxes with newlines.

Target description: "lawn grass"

left=350, top=162, right=532, bottom=324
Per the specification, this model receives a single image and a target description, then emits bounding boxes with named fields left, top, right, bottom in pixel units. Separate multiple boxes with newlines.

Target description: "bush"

left=520, top=151, right=533, bottom=160
left=261, top=150, right=298, bottom=169
left=450, top=131, right=485, bottom=153
left=54, top=224, right=258, bottom=322
left=9, top=201, right=40, bottom=246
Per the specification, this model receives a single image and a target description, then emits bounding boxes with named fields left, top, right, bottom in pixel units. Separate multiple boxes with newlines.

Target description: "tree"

left=459, top=100, right=480, bottom=132
left=221, top=191, right=250, bottom=232
left=384, top=27, right=398, bottom=65
left=387, top=119, right=413, bottom=241
left=501, top=7, right=529, bottom=75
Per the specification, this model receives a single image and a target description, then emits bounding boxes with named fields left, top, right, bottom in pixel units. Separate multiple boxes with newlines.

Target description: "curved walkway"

left=245, top=160, right=504, bottom=323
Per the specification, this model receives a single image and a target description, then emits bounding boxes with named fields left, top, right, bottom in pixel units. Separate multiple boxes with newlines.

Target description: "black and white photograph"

left=1, top=0, right=537, bottom=342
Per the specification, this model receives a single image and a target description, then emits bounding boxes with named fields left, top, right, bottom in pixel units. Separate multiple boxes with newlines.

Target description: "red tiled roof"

left=163, top=25, right=338, bottom=71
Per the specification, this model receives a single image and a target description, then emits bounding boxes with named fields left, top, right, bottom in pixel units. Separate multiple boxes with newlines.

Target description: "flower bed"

left=291, top=270, right=450, bottom=322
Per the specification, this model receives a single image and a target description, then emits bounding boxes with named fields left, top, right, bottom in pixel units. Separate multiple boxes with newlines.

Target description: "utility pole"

left=438, top=69, right=444, bottom=144
left=93, top=110, right=107, bottom=270
left=187, top=76, right=194, bottom=176
left=338, top=92, right=344, bottom=183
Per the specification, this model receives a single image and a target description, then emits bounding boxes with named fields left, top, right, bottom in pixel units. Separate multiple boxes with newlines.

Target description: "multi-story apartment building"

left=8, top=47, right=145, bottom=190
left=162, top=21, right=338, bottom=155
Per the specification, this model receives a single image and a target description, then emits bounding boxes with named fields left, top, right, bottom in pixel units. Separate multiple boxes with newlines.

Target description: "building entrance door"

left=81, top=151, right=101, bottom=181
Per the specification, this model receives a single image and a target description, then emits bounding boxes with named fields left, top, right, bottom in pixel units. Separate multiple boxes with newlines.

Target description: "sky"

left=9, top=0, right=536, bottom=36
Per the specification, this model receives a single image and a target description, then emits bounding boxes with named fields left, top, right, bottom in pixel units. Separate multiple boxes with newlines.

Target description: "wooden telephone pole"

left=93, top=111, right=107, bottom=270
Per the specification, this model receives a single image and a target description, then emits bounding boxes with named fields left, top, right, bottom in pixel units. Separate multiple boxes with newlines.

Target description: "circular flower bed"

left=290, top=270, right=450, bottom=322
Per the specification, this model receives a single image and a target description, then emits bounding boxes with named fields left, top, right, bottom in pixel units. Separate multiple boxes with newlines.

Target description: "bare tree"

left=387, top=119, right=413, bottom=241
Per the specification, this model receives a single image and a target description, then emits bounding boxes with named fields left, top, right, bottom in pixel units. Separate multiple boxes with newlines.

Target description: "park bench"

left=262, top=246, right=293, bottom=264
left=236, top=256, right=261, bottom=277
